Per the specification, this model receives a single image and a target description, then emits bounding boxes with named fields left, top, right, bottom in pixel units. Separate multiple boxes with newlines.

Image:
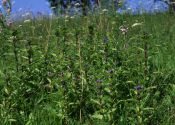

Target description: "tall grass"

left=0, top=12, right=175, bottom=125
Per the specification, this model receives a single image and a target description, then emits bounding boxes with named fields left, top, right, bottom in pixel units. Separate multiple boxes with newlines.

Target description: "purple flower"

left=103, top=36, right=109, bottom=44
left=107, top=69, right=113, bottom=74
left=96, top=79, right=103, bottom=83
left=134, top=85, right=142, bottom=91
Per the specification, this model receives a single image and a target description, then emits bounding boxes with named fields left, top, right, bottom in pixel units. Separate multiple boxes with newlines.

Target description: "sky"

left=0, top=0, right=169, bottom=17
left=0, top=0, right=52, bottom=14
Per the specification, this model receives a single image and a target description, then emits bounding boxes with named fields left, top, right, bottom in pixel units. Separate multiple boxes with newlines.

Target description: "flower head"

left=102, top=9, right=108, bottom=13
left=132, top=22, right=143, bottom=28
left=24, top=19, right=31, bottom=23
left=134, top=85, right=142, bottom=91
left=96, top=79, right=103, bottom=83
left=2, top=0, right=7, bottom=5
left=119, top=25, right=128, bottom=35
left=7, top=20, right=13, bottom=27
left=103, top=36, right=109, bottom=44
left=107, top=69, right=113, bottom=74
left=75, top=2, right=80, bottom=7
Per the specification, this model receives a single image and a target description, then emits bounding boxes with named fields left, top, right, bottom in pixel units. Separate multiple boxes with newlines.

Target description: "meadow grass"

left=0, top=12, right=175, bottom=125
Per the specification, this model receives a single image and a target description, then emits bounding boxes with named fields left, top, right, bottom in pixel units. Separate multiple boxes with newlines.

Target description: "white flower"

left=70, top=16, right=75, bottom=19
left=18, top=25, right=22, bottom=28
left=65, top=15, right=69, bottom=18
left=119, top=25, right=128, bottom=35
left=132, top=22, right=143, bottom=27
left=51, top=6, right=56, bottom=9
left=102, top=9, right=108, bottom=12
left=24, top=19, right=31, bottom=23
left=75, top=3, right=80, bottom=6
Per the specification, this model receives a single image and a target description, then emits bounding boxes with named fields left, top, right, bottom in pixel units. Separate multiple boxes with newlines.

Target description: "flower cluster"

left=119, top=25, right=128, bottom=35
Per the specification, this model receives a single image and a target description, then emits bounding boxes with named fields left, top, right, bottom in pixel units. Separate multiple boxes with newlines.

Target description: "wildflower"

left=24, top=19, right=31, bottom=23
left=51, top=6, right=56, bottom=9
left=132, top=22, right=143, bottom=27
left=119, top=25, right=128, bottom=35
left=65, top=15, right=69, bottom=18
left=107, top=69, right=113, bottom=74
left=134, top=85, right=142, bottom=91
left=70, top=16, right=75, bottom=19
left=102, top=9, right=108, bottom=12
left=2, top=0, right=7, bottom=5
left=7, top=20, right=13, bottom=27
left=127, top=7, right=131, bottom=10
left=103, top=36, right=109, bottom=44
left=18, top=25, right=22, bottom=28
left=96, top=79, right=103, bottom=83
left=75, top=3, right=80, bottom=7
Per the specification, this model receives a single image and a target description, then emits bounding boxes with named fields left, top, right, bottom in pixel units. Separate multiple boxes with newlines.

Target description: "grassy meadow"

left=0, top=12, right=175, bottom=125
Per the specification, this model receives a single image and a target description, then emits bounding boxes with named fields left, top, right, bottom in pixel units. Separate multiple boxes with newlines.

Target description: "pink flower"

left=7, top=20, right=13, bottom=27
left=2, top=0, right=7, bottom=5
left=119, top=25, right=128, bottom=35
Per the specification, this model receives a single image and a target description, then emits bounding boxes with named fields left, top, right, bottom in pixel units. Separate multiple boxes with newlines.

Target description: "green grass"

left=0, top=12, right=175, bottom=125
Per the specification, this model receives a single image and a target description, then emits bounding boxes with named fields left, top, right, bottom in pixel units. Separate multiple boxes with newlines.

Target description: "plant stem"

left=12, top=36, right=19, bottom=72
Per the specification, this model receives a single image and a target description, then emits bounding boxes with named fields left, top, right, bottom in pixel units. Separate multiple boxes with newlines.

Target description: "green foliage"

left=0, top=13, right=175, bottom=124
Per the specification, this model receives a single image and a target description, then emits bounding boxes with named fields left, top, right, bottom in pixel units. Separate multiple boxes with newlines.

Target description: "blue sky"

left=1, top=0, right=52, bottom=14
left=0, top=0, right=169, bottom=16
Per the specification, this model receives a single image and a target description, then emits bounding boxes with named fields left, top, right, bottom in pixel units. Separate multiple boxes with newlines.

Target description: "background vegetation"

left=1, top=1, right=175, bottom=124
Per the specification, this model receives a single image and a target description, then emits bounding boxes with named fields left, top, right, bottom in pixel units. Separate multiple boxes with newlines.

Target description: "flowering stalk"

left=76, top=31, right=86, bottom=123
left=12, top=31, right=19, bottom=72
left=144, top=40, right=148, bottom=77
left=134, top=85, right=143, bottom=125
